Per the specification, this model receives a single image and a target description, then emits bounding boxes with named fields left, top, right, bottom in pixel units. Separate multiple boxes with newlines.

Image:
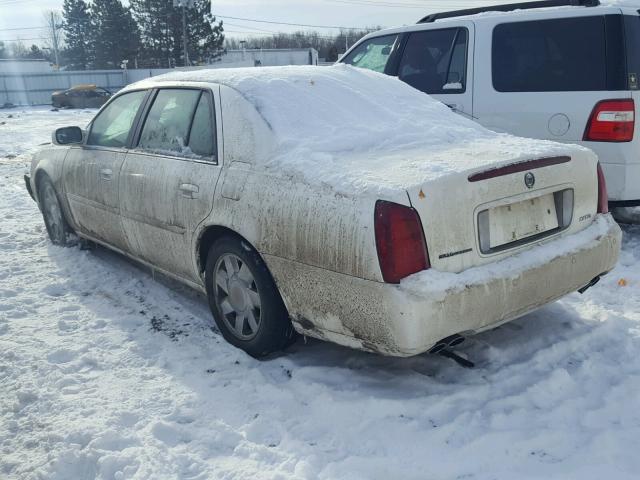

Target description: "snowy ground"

left=1, top=107, right=640, bottom=480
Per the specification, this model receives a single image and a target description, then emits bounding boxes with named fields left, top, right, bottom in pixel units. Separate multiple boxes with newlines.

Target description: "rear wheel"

left=205, top=236, right=294, bottom=357
left=38, top=176, right=74, bottom=246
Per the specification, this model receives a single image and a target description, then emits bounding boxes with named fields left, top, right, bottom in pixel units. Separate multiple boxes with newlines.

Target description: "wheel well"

left=197, top=225, right=253, bottom=273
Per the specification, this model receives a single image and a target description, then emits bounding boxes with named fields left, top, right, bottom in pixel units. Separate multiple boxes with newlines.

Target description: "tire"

left=38, top=176, right=74, bottom=247
left=205, top=236, right=295, bottom=357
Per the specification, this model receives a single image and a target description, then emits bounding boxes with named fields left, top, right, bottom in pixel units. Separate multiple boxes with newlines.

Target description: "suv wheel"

left=205, top=236, right=295, bottom=357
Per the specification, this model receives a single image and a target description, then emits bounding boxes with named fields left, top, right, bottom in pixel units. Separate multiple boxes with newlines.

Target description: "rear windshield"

left=625, top=15, right=640, bottom=90
left=492, top=15, right=626, bottom=92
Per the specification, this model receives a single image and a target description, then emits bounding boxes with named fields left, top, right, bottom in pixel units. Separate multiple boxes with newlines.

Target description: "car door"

left=84, top=89, right=99, bottom=108
left=119, top=86, right=223, bottom=283
left=394, top=23, right=475, bottom=119
left=63, top=89, right=149, bottom=252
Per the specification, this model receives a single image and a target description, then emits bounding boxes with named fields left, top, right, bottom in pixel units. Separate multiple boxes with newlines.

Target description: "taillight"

left=597, top=162, right=608, bottom=214
left=374, top=200, right=430, bottom=283
left=584, top=99, right=635, bottom=142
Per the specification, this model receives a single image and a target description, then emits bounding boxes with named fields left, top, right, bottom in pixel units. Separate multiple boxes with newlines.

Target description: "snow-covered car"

left=25, top=65, right=621, bottom=358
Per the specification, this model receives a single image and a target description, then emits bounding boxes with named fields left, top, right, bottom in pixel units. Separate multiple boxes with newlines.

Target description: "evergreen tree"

left=62, top=0, right=93, bottom=69
left=26, top=45, right=43, bottom=59
left=91, top=0, right=140, bottom=69
left=186, top=1, right=224, bottom=64
left=130, top=0, right=224, bottom=67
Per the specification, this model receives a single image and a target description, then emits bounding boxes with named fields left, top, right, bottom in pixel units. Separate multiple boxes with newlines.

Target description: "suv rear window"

left=493, top=16, right=608, bottom=92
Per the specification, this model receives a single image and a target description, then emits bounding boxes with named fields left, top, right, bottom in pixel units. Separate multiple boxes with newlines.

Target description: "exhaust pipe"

left=429, top=334, right=474, bottom=368
left=578, top=275, right=601, bottom=294
left=428, top=334, right=465, bottom=354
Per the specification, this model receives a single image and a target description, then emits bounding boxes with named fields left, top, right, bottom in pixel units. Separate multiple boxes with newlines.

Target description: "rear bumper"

left=24, top=174, right=35, bottom=201
left=269, top=214, right=621, bottom=357
left=385, top=213, right=621, bottom=356
left=600, top=161, right=640, bottom=202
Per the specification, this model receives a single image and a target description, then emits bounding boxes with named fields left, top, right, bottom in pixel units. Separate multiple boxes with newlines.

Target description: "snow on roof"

left=147, top=65, right=582, bottom=195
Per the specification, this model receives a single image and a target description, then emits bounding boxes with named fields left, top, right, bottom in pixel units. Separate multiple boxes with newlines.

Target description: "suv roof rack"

left=417, top=0, right=600, bottom=24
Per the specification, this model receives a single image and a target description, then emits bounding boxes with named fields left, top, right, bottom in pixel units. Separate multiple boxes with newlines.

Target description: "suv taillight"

left=374, top=200, right=430, bottom=283
left=597, top=163, right=608, bottom=214
left=584, top=99, right=635, bottom=142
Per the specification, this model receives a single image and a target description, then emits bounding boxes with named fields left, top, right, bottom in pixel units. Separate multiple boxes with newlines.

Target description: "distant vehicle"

left=340, top=0, right=640, bottom=207
left=25, top=66, right=620, bottom=359
left=51, top=84, right=112, bottom=109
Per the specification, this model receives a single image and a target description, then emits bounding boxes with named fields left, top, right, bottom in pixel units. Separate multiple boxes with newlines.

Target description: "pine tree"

left=129, top=0, right=172, bottom=67
left=130, top=0, right=224, bottom=68
left=91, top=0, right=141, bottom=69
left=26, top=45, right=43, bottom=59
left=186, top=1, right=224, bottom=64
left=62, top=0, right=93, bottom=69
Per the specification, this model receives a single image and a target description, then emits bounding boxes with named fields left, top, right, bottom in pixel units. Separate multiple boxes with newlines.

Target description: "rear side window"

left=398, top=28, right=468, bottom=94
left=188, top=93, right=216, bottom=158
left=492, top=17, right=607, bottom=92
left=625, top=15, right=640, bottom=90
left=342, top=35, right=398, bottom=73
left=87, top=90, right=147, bottom=148
left=138, top=88, right=216, bottom=160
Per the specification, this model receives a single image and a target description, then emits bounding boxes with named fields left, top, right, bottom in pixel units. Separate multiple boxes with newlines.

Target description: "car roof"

left=120, top=64, right=579, bottom=196
left=69, top=84, right=99, bottom=91
left=356, top=1, right=636, bottom=42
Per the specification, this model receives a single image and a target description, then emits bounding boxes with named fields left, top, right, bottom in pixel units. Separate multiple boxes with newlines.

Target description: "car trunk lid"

left=405, top=146, right=600, bottom=274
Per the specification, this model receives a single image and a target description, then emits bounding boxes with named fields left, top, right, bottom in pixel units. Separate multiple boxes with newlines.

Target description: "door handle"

left=100, top=168, right=113, bottom=181
left=179, top=183, right=200, bottom=199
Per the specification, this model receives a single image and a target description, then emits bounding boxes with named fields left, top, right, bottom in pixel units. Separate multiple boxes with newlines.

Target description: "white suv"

left=340, top=0, right=640, bottom=207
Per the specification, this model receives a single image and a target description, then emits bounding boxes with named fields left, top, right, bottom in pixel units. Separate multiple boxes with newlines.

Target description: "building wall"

left=215, top=49, right=319, bottom=67
left=0, top=60, right=53, bottom=74
left=0, top=49, right=321, bottom=106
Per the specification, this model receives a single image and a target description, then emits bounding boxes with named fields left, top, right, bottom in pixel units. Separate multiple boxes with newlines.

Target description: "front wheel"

left=38, top=176, right=74, bottom=246
left=205, top=236, right=295, bottom=357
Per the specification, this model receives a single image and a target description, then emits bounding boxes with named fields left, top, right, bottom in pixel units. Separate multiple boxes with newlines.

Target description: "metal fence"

left=0, top=68, right=172, bottom=106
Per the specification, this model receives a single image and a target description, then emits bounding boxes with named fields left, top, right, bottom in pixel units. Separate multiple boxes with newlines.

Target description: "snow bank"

left=151, top=65, right=579, bottom=195
left=0, top=107, right=91, bottom=159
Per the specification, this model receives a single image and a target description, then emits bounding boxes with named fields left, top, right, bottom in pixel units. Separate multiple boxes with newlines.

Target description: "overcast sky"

left=0, top=0, right=527, bottom=46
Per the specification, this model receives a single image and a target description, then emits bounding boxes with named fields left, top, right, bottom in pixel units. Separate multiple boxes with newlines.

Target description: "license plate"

left=489, top=194, right=558, bottom=248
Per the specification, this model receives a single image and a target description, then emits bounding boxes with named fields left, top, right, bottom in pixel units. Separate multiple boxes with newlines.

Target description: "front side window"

left=342, top=34, right=398, bottom=73
left=87, top=90, right=147, bottom=148
left=138, top=88, right=216, bottom=159
left=492, top=17, right=606, bottom=92
left=398, top=28, right=468, bottom=95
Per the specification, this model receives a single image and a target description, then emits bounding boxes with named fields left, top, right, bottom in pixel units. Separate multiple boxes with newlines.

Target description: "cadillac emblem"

left=524, top=172, right=535, bottom=189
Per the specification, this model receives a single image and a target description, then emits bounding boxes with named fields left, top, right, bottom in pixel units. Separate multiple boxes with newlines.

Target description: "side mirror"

left=53, top=126, right=83, bottom=145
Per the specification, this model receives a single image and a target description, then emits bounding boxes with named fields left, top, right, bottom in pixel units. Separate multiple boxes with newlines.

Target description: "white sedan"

left=26, top=65, right=621, bottom=358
